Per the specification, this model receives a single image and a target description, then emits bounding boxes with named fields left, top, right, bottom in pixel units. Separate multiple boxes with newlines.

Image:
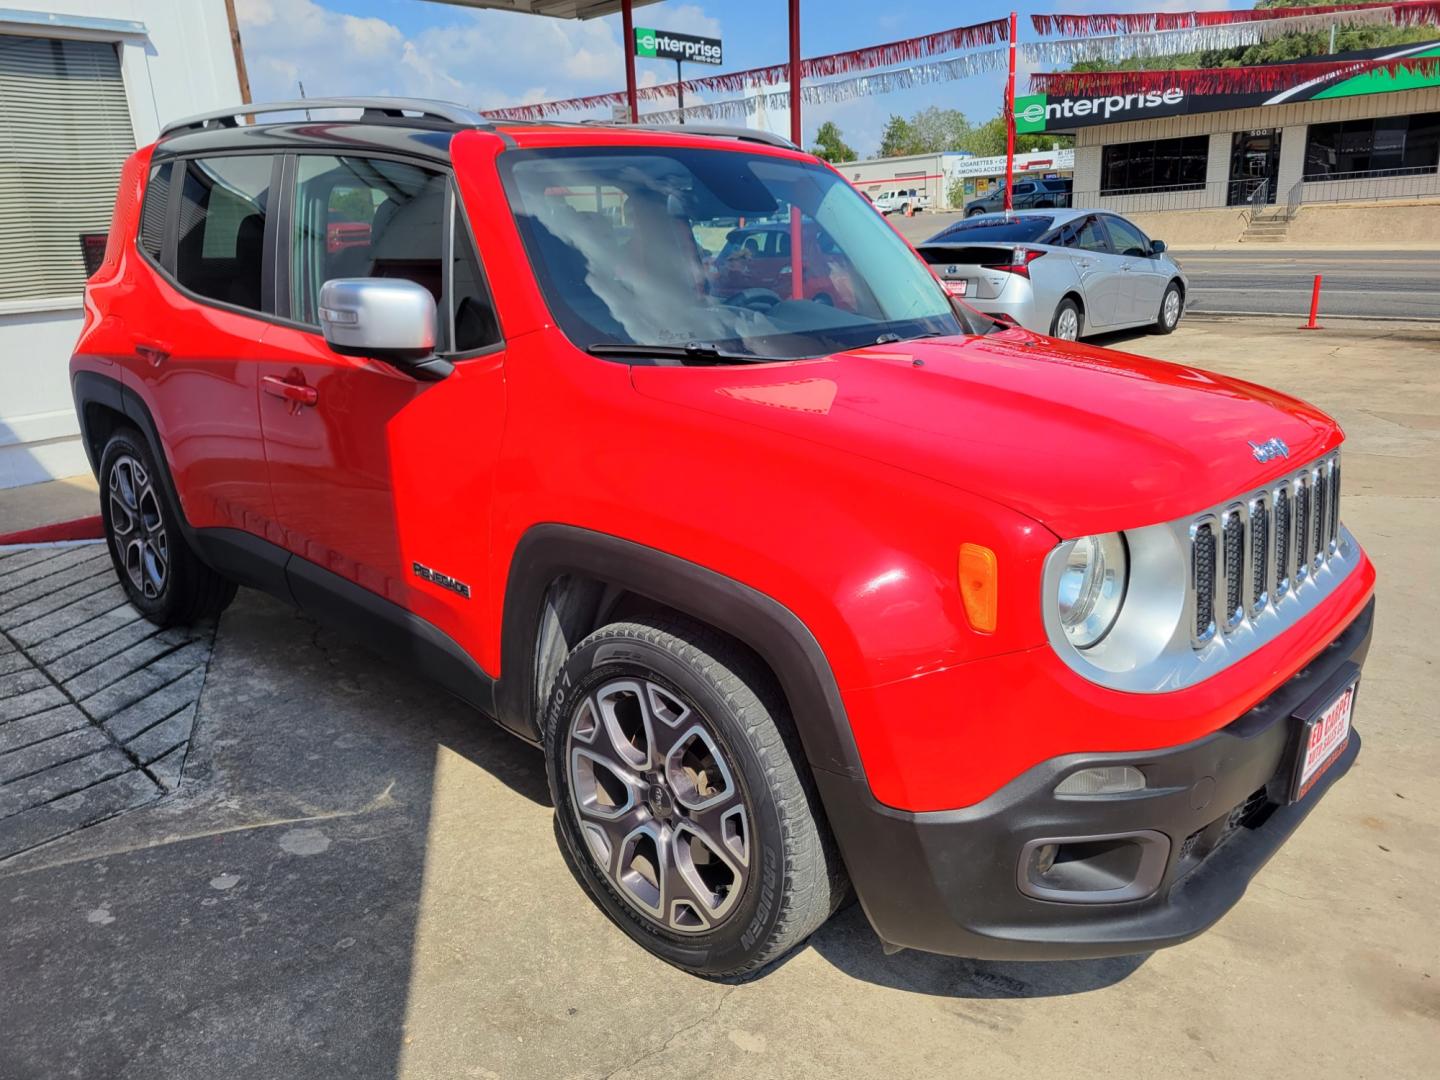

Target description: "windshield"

left=500, top=146, right=961, bottom=360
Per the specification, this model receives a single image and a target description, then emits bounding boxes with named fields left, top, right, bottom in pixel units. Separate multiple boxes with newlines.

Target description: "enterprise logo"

left=1016, top=88, right=1185, bottom=131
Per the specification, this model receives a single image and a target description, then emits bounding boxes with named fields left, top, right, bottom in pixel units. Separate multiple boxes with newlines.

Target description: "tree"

left=879, top=114, right=922, bottom=157
left=810, top=120, right=856, bottom=163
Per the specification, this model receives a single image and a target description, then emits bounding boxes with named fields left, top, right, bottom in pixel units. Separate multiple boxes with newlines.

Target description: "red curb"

left=0, top=515, right=104, bottom=546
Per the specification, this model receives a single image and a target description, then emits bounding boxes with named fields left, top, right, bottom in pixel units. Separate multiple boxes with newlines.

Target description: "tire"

left=544, top=614, right=846, bottom=979
left=966, top=207, right=985, bottom=217
left=1050, top=297, right=1083, bottom=341
left=99, top=428, right=237, bottom=627
left=1153, top=281, right=1184, bottom=335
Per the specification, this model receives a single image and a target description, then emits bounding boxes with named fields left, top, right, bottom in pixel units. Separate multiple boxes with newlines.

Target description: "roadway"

left=1176, top=249, right=1440, bottom=322
left=891, top=212, right=1440, bottom=323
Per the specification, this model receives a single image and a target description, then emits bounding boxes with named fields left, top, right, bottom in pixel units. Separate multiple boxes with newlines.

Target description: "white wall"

left=0, top=1, right=243, bottom=490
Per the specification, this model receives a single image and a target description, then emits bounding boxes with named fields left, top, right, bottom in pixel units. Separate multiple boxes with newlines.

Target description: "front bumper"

left=816, top=596, right=1374, bottom=960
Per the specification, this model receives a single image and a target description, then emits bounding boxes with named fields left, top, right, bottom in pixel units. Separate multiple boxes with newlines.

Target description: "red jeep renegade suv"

left=71, top=98, right=1375, bottom=978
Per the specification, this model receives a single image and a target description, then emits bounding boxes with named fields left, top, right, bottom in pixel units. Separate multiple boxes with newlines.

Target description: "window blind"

left=0, top=33, right=135, bottom=303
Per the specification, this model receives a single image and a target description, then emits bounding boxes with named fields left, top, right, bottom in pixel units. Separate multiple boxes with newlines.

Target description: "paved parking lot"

left=1, top=318, right=1436, bottom=1079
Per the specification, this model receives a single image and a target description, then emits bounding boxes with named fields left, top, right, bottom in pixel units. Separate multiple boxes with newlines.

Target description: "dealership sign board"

left=1016, top=41, right=1440, bottom=132
left=634, top=28, right=723, bottom=66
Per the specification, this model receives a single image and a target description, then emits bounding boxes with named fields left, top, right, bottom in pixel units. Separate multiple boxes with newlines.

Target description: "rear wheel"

left=1153, top=281, right=1184, bottom=335
left=545, top=615, right=845, bottom=979
left=99, top=429, right=236, bottom=626
left=1050, top=297, right=1083, bottom=341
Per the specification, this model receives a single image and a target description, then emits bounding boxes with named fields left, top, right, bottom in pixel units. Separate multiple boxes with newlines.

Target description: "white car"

left=872, top=188, right=929, bottom=215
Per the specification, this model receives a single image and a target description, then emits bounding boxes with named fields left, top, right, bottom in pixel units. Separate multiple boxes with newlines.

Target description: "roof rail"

left=584, top=121, right=799, bottom=151
left=160, top=97, right=489, bottom=138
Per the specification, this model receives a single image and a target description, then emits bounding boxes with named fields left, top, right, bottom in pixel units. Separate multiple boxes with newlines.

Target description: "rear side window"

left=138, top=163, right=170, bottom=261
left=175, top=155, right=275, bottom=312
left=930, top=216, right=1054, bottom=243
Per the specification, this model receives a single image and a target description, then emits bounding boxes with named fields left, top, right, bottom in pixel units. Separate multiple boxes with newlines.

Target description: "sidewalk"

left=0, top=475, right=100, bottom=543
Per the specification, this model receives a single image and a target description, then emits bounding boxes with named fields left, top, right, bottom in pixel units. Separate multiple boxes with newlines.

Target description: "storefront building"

left=842, top=148, right=1074, bottom=210
left=0, top=3, right=242, bottom=488
left=1015, top=41, right=1440, bottom=214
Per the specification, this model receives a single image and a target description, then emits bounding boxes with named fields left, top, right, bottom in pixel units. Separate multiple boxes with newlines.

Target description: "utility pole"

left=1004, top=10, right=1017, bottom=213
left=621, top=0, right=638, bottom=122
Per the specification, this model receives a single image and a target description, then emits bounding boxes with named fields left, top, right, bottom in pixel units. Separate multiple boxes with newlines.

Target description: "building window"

left=0, top=34, right=136, bottom=303
left=1303, top=113, right=1440, bottom=181
left=1100, top=136, right=1209, bottom=195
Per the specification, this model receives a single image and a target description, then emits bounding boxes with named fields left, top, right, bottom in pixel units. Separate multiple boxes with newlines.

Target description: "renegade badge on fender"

left=71, top=97, right=1376, bottom=978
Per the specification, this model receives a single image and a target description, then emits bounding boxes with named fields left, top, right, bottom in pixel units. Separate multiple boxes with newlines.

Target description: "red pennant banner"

left=483, top=17, right=1009, bottom=120
left=1030, top=54, right=1440, bottom=95
left=1032, top=2, right=1440, bottom=37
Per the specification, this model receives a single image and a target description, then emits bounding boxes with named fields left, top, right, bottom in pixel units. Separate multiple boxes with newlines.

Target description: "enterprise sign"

left=1017, top=88, right=1185, bottom=131
left=634, top=27, right=723, bottom=66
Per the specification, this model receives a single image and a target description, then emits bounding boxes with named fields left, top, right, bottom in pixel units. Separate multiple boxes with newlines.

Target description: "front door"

left=1102, top=214, right=1168, bottom=324
left=255, top=152, right=506, bottom=662
left=1227, top=129, right=1282, bottom=206
left=1062, top=214, right=1124, bottom=328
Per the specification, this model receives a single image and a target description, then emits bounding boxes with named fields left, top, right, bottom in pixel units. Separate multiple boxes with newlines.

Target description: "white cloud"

left=235, top=0, right=725, bottom=112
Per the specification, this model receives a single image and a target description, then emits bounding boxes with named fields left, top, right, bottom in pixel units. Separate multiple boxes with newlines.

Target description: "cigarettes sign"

left=634, top=27, right=723, bottom=66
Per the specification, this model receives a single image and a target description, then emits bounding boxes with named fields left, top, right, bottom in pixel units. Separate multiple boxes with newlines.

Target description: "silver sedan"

left=916, top=208, right=1188, bottom=340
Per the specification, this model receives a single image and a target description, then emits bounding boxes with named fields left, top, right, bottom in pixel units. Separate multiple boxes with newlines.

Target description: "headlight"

left=1056, top=533, right=1128, bottom=649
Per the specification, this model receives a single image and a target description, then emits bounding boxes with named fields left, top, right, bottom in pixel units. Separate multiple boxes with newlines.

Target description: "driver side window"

left=1104, top=216, right=1152, bottom=258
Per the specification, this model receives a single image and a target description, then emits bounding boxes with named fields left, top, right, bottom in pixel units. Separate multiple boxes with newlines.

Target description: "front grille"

left=1188, top=451, right=1342, bottom=649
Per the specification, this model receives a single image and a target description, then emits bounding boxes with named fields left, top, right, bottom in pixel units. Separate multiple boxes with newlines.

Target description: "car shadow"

left=1084, top=327, right=1164, bottom=350
left=803, top=903, right=1149, bottom=998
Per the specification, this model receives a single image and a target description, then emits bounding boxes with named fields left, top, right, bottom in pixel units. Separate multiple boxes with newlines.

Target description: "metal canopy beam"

left=420, top=0, right=661, bottom=19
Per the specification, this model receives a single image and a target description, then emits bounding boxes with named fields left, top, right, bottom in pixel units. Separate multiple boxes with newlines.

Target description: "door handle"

left=134, top=341, right=170, bottom=364
left=261, top=375, right=318, bottom=407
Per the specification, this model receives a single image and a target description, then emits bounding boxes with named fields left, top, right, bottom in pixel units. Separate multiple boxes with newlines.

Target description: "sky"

left=234, top=0, right=1245, bottom=158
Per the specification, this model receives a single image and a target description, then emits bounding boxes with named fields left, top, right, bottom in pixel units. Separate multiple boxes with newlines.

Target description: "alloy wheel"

left=108, top=454, right=169, bottom=599
left=1055, top=306, right=1080, bottom=341
left=1163, top=289, right=1182, bottom=328
left=567, top=677, right=750, bottom=934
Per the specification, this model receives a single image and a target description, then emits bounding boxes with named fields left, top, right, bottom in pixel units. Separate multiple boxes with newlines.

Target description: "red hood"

left=629, top=330, right=1341, bottom=538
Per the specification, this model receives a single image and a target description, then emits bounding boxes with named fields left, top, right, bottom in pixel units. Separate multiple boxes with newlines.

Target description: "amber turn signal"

left=959, top=543, right=998, bottom=633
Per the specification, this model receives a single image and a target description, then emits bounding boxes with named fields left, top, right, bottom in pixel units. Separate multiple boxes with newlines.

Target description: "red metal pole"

left=1004, top=10, right=1016, bottom=213
left=789, top=0, right=803, bottom=298
left=1300, top=274, right=1324, bottom=330
left=621, top=0, right=638, bottom=123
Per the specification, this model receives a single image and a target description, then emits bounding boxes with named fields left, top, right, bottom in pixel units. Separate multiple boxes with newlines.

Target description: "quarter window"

left=175, top=155, right=275, bottom=312
left=1101, top=136, right=1208, bottom=195
left=138, top=163, right=171, bottom=262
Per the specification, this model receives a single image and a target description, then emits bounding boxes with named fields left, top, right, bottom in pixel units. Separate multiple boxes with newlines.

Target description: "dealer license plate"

left=1291, top=681, right=1356, bottom=801
left=943, top=279, right=968, bottom=297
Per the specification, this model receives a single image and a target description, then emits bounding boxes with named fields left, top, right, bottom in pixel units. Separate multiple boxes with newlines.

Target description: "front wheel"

left=1153, top=282, right=1184, bottom=335
left=544, top=615, right=845, bottom=979
left=1050, top=297, right=1083, bottom=341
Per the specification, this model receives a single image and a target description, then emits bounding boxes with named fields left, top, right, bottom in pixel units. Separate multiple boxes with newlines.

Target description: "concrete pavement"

left=1, top=318, right=1437, bottom=1079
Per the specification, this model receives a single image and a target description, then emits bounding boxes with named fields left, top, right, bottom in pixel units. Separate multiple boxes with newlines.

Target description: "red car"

left=710, top=222, right=864, bottom=309
left=71, top=98, right=1375, bottom=978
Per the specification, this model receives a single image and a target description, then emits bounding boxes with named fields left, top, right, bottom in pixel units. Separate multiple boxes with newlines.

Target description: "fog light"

left=1054, top=765, right=1146, bottom=797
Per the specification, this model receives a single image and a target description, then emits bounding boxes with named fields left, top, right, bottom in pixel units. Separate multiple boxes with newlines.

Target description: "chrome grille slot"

left=1185, top=451, right=1342, bottom=651
left=1273, top=486, right=1290, bottom=598
left=1249, top=496, right=1269, bottom=614
left=1294, top=474, right=1311, bottom=584
left=1190, top=520, right=1217, bottom=645
left=1221, top=510, right=1244, bottom=631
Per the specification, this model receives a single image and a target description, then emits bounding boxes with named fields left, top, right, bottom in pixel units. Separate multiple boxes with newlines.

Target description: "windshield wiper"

left=587, top=342, right=781, bottom=364
left=874, top=331, right=944, bottom=345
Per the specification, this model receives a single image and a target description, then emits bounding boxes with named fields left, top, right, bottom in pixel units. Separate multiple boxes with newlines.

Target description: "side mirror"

left=1150, top=239, right=1167, bottom=255
left=319, top=278, right=453, bottom=381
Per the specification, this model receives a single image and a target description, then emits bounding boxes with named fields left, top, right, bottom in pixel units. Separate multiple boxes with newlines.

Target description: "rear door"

left=1102, top=214, right=1168, bottom=324
left=1061, top=214, right=1125, bottom=327
left=130, top=153, right=281, bottom=539
left=255, top=152, right=506, bottom=656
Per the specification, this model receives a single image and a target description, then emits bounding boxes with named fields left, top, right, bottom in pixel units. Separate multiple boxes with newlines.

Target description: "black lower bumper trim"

left=819, top=595, right=1374, bottom=961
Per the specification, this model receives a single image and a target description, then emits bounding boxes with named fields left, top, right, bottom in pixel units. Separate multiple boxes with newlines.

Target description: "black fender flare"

left=495, top=524, right=867, bottom=782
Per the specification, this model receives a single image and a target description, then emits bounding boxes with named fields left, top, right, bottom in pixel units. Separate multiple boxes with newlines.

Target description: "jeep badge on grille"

left=1249, top=437, right=1290, bottom=463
